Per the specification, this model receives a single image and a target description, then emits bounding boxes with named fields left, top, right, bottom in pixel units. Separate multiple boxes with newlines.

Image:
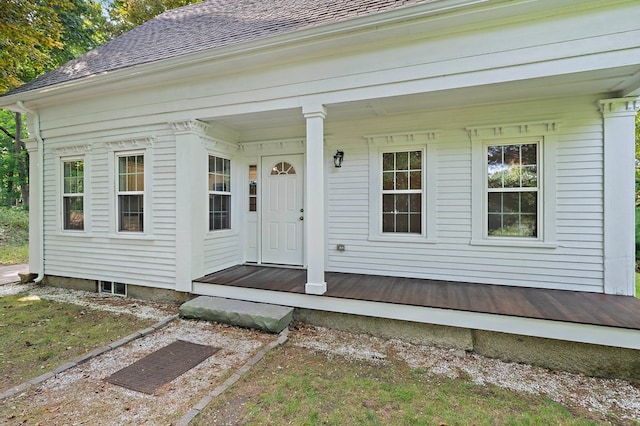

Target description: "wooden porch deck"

left=194, top=265, right=640, bottom=331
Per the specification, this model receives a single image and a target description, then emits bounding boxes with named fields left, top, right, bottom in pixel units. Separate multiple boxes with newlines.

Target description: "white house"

left=2, top=0, right=640, bottom=359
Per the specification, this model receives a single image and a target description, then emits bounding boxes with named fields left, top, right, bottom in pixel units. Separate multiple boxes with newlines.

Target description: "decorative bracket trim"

left=466, top=120, right=561, bottom=140
left=170, top=119, right=212, bottom=135
left=598, top=97, right=640, bottom=117
left=51, top=143, right=92, bottom=156
left=239, top=138, right=306, bottom=153
left=364, top=130, right=441, bottom=147
left=106, top=137, right=154, bottom=150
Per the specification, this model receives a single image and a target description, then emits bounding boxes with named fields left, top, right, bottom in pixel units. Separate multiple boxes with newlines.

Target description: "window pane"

left=118, top=194, right=143, bottom=232
left=396, top=152, right=408, bottom=170
left=249, top=165, right=257, bottom=211
left=409, top=194, right=421, bottom=213
left=409, top=171, right=421, bottom=190
left=409, top=213, right=421, bottom=234
left=382, top=213, right=394, bottom=233
left=382, top=153, right=394, bottom=172
left=395, top=171, right=408, bottom=190
left=521, top=144, right=537, bottom=165
left=503, top=145, right=520, bottom=165
left=409, top=151, right=421, bottom=170
left=487, top=191, right=537, bottom=238
left=396, top=214, right=409, bottom=232
left=396, top=194, right=409, bottom=213
left=522, top=166, right=537, bottom=187
left=382, top=171, right=394, bottom=191
left=210, top=194, right=231, bottom=230
left=63, top=196, right=84, bottom=230
left=119, top=155, right=143, bottom=191
left=382, top=194, right=394, bottom=213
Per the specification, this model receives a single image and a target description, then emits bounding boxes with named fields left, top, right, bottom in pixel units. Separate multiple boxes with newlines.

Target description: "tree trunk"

left=14, top=112, right=28, bottom=207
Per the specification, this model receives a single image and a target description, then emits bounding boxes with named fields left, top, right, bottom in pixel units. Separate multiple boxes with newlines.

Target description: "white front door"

left=261, top=154, right=304, bottom=265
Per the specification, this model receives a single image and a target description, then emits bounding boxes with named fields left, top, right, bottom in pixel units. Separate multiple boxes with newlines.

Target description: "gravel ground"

left=1, top=282, right=640, bottom=424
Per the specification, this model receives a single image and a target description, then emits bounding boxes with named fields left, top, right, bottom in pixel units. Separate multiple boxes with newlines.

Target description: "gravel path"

left=1, top=282, right=639, bottom=424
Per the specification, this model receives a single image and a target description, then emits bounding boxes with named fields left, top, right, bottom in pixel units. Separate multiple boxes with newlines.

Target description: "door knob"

left=299, top=216, right=304, bottom=221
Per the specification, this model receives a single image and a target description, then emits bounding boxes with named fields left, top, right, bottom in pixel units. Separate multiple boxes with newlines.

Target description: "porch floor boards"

left=194, top=265, right=640, bottom=330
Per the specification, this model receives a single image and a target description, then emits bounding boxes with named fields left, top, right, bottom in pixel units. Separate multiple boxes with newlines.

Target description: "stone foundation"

left=295, top=308, right=640, bottom=382
left=42, top=275, right=189, bottom=303
left=295, top=309, right=473, bottom=350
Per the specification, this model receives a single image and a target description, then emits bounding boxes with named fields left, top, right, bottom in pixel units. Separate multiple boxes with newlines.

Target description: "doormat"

left=105, top=340, right=220, bottom=394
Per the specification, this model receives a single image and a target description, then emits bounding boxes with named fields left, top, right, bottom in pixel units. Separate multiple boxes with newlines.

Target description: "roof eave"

left=0, top=0, right=597, bottom=109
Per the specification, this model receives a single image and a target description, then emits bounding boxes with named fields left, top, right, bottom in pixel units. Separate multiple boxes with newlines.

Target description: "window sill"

left=469, top=239, right=557, bottom=249
left=369, top=235, right=438, bottom=244
left=206, top=229, right=238, bottom=238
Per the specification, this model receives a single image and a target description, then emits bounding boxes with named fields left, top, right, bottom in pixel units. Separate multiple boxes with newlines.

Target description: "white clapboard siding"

left=203, top=233, right=240, bottom=274
left=42, top=125, right=178, bottom=289
left=327, top=94, right=606, bottom=292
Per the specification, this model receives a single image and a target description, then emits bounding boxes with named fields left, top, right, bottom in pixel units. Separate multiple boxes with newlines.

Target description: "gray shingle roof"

left=6, top=0, right=429, bottom=96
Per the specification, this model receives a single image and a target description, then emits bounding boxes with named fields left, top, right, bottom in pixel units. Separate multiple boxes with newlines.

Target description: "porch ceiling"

left=204, top=65, right=640, bottom=136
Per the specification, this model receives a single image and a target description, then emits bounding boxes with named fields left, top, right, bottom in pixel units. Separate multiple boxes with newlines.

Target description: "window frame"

left=468, top=121, right=558, bottom=248
left=484, top=140, right=540, bottom=239
left=366, top=132, right=438, bottom=244
left=208, top=154, right=232, bottom=231
left=115, top=150, right=146, bottom=234
left=381, top=149, right=424, bottom=235
left=61, top=156, right=85, bottom=232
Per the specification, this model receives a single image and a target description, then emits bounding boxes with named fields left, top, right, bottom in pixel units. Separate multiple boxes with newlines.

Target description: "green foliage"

left=0, top=206, right=29, bottom=264
left=0, top=109, right=28, bottom=207
left=108, top=0, right=203, bottom=36
left=0, top=0, right=112, bottom=93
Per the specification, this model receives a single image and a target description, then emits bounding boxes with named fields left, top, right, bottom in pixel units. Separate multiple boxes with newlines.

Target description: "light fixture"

left=333, top=150, right=344, bottom=168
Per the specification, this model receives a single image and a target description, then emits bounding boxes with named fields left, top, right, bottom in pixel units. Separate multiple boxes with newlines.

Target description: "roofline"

left=0, top=0, right=615, bottom=109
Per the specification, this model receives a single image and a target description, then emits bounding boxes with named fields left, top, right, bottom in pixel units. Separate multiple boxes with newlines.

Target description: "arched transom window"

left=271, top=161, right=296, bottom=175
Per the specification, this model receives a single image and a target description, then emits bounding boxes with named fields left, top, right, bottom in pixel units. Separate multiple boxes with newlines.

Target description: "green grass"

left=194, top=345, right=606, bottom=426
left=0, top=207, right=28, bottom=265
left=636, top=272, right=640, bottom=298
left=0, top=294, right=154, bottom=391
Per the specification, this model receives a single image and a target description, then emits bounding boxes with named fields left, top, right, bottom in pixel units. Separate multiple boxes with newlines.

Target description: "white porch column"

left=599, top=97, right=640, bottom=296
left=25, top=138, right=41, bottom=275
left=303, top=105, right=327, bottom=295
left=171, top=120, right=208, bottom=293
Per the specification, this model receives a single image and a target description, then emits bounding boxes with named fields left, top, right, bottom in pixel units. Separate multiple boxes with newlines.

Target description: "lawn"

left=0, top=293, right=155, bottom=391
left=194, top=343, right=605, bottom=426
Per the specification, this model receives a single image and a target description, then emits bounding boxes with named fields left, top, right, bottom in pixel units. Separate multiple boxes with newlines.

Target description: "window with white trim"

left=209, top=155, right=231, bottom=230
left=486, top=142, right=539, bottom=238
left=62, top=159, right=84, bottom=231
left=468, top=121, right=558, bottom=247
left=382, top=150, right=423, bottom=234
left=117, top=153, right=144, bottom=232
left=248, top=165, right=257, bottom=212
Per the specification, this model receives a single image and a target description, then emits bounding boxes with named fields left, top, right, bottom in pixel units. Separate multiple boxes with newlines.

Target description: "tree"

left=108, top=0, right=201, bottom=36
left=0, top=0, right=70, bottom=92
left=0, top=109, right=27, bottom=207
left=0, top=0, right=112, bottom=207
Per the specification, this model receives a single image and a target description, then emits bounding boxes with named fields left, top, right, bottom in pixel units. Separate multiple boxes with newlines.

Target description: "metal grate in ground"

left=105, top=340, right=219, bottom=394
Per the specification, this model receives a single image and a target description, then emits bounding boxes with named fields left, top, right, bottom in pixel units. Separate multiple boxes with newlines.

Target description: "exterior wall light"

left=333, top=150, right=344, bottom=168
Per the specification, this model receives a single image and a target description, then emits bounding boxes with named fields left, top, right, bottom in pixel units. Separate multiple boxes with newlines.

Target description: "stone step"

left=179, top=296, right=293, bottom=333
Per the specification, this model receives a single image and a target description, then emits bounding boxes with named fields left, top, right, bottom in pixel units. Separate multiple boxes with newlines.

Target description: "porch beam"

left=303, top=104, right=327, bottom=295
left=599, top=97, right=640, bottom=296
